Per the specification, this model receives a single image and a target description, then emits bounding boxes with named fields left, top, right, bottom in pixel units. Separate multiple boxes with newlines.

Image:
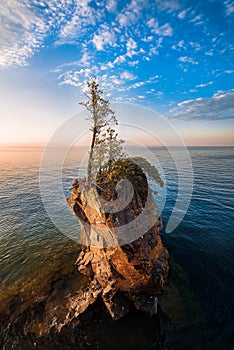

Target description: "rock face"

left=67, top=160, right=169, bottom=321
left=0, top=161, right=169, bottom=349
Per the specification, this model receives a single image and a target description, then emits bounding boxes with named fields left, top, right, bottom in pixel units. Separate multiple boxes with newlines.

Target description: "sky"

left=0, top=0, right=234, bottom=147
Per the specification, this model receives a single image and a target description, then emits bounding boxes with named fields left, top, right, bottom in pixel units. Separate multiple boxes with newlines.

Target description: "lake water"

left=0, top=146, right=233, bottom=349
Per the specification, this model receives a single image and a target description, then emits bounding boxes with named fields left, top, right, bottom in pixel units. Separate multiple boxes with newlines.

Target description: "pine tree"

left=80, top=76, right=118, bottom=185
left=80, top=77, right=163, bottom=194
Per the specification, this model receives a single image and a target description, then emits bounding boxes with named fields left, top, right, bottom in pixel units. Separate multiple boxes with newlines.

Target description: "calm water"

left=0, top=146, right=233, bottom=348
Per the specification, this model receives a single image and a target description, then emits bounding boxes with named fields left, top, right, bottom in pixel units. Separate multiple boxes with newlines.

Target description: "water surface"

left=0, top=146, right=233, bottom=349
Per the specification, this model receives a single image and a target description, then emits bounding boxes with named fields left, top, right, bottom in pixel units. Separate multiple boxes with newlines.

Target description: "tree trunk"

left=86, top=127, right=97, bottom=184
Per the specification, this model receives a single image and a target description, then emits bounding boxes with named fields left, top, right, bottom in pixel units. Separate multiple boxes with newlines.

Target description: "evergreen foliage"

left=80, top=76, right=126, bottom=184
left=80, top=77, right=163, bottom=196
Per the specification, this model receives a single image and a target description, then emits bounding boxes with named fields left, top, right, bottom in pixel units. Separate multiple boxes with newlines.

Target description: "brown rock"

left=67, top=160, right=169, bottom=321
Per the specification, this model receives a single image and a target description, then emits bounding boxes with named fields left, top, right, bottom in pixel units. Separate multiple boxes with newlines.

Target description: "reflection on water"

left=0, top=146, right=233, bottom=349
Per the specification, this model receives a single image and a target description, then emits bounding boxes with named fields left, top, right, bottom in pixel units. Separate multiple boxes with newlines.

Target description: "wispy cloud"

left=117, top=0, right=145, bottom=26
left=58, top=65, right=137, bottom=95
left=147, top=19, right=173, bottom=36
left=2, top=0, right=232, bottom=123
left=80, top=51, right=91, bottom=66
left=0, top=0, right=46, bottom=68
left=179, top=56, right=199, bottom=65
left=92, top=26, right=116, bottom=51
left=0, top=0, right=90, bottom=68
left=178, top=40, right=185, bottom=48
left=132, top=81, right=145, bottom=88
left=156, top=0, right=181, bottom=12
left=170, top=89, right=234, bottom=120
left=172, top=39, right=185, bottom=50
left=189, top=14, right=202, bottom=23
left=196, top=81, right=213, bottom=88
left=128, top=60, right=139, bottom=66
left=178, top=8, right=190, bottom=19
left=58, top=67, right=94, bottom=87
left=189, top=41, right=201, bottom=52
left=120, top=70, right=136, bottom=80
left=106, top=0, right=117, bottom=13
left=56, top=0, right=97, bottom=45
left=224, top=0, right=234, bottom=15
left=113, top=55, right=126, bottom=65
left=0, top=0, right=107, bottom=67
left=126, top=38, right=138, bottom=57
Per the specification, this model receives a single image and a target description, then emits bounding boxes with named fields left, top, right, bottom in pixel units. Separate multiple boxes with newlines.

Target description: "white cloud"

left=205, top=50, right=214, bottom=56
left=90, top=36, right=141, bottom=71
left=157, top=37, right=163, bottom=47
left=179, top=56, right=199, bottom=65
left=117, top=0, right=146, bottom=26
left=158, top=23, right=173, bottom=36
left=178, top=8, right=189, bottom=19
left=147, top=74, right=159, bottom=82
left=147, top=18, right=158, bottom=30
left=147, top=19, right=173, bottom=36
left=142, top=36, right=154, bottom=42
left=110, top=76, right=123, bottom=85
left=189, top=41, right=201, bottom=52
left=126, top=38, right=137, bottom=57
left=128, top=60, right=139, bottom=66
left=113, top=55, right=126, bottom=65
left=196, top=81, right=213, bottom=88
left=0, top=0, right=97, bottom=68
left=0, top=0, right=47, bottom=68
left=170, top=89, right=234, bottom=120
left=172, top=39, right=185, bottom=50
left=225, top=70, right=234, bottom=74
left=120, top=71, right=136, bottom=80
left=58, top=67, right=95, bottom=87
left=99, top=54, right=126, bottom=70
left=80, top=51, right=90, bottom=66
left=57, top=0, right=97, bottom=44
left=149, top=47, right=159, bottom=55
left=112, top=96, right=136, bottom=102
left=155, top=91, right=164, bottom=97
left=189, top=14, right=202, bottom=23
left=92, top=28, right=116, bottom=50
left=157, top=0, right=181, bottom=12
left=132, top=81, right=145, bottom=88
left=178, top=40, right=184, bottom=48
left=224, top=0, right=234, bottom=15
left=106, top=0, right=117, bottom=12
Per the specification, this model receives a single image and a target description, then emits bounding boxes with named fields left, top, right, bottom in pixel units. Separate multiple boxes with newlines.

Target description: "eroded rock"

left=67, top=160, right=169, bottom=321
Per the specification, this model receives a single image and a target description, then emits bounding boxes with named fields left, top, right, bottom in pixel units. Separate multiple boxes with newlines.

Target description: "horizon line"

left=0, top=145, right=234, bottom=150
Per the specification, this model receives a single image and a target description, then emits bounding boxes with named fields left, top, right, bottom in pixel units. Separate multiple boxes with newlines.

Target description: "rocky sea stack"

left=67, top=159, right=169, bottom=321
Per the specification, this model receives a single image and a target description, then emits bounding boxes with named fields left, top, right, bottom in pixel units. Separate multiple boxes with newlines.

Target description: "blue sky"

left=0, top=0, right=234, bottom=146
